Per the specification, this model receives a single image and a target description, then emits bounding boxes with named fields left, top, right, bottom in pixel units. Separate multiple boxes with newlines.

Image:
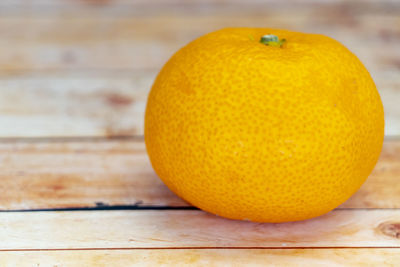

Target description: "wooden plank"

left=0, top=138, right=183, bottom=209
left=0, top=72, right=154, bottom=137
left=0, top=209, right=399, bottom=249
left=0, top=72, right=398, bottom=137
left=0, top=139, right=398, bottom=210
left=0, top=0, right=397, bottom=77
left=1, top=248, right=400, bottom=266
left=0, top=9, right=398, bottom=73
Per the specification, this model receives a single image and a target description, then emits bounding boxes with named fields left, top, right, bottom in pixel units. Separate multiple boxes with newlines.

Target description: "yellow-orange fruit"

left=144, top=28, right=384, bottom=223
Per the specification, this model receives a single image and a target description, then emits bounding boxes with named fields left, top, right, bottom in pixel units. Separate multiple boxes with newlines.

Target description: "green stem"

left=260, top=34, right=286, bottom=48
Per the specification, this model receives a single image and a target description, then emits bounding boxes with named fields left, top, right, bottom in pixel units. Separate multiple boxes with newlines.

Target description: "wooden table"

left=0, top=0, right=399, bottom=265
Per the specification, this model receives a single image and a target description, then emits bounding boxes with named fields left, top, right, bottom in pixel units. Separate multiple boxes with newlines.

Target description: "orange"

left=144, top=27, right=384, bottom=223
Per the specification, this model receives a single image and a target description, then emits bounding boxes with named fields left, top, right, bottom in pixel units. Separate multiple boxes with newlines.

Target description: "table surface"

left=0, top=0, right=399, bottom=266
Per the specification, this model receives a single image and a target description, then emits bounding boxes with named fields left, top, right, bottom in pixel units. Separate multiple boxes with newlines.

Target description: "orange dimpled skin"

left=144, top=27, right=384, bottom=223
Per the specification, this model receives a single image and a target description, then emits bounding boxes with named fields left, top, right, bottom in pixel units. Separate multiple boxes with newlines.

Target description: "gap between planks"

left=0, top=135, right=400, bottom=142
left=1, top=247, right=400, bottom=252
left=1, top=206, right=400, bottom=213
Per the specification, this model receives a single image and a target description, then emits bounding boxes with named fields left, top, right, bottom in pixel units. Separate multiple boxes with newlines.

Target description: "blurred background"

left=0, top=0, right=398, bottom=138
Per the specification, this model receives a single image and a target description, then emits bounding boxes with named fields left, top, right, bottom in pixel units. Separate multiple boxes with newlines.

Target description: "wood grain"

left=0, top=72, right=398, bottom=137
left=0, top=0, right=398, bottom=73
left=0, top=0, right=398, bottom=137
left=0, top=209, right=400, bottom=249
left=0, top=2, right=398, bottom=76
left=0, top=72, right=153, bottom=137
left=0, top=139, right=398, bottom=210
left=1, top=249, right=400, bottom=266
left=0, top=138, right=183, bottom=209
left=0, top=1, right=397, bottom=264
